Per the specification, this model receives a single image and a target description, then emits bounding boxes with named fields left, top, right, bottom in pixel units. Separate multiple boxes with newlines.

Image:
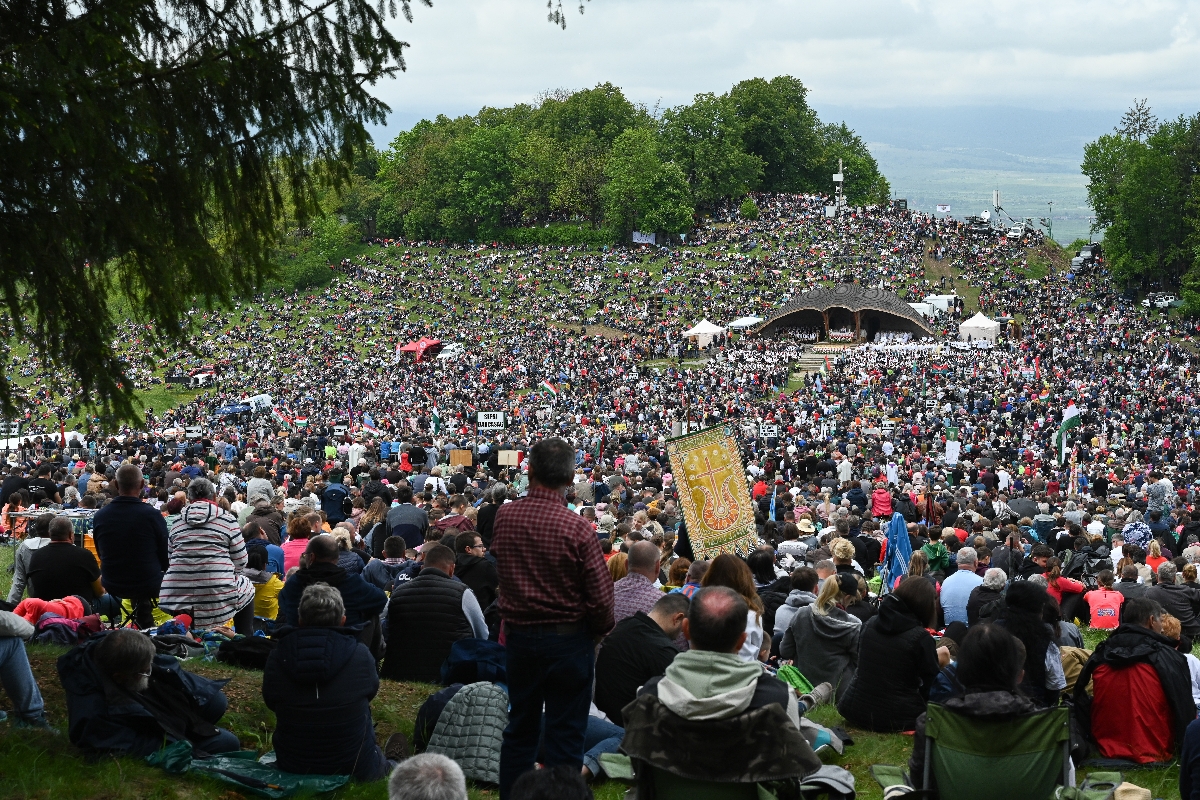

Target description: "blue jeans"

left=0, top=636, right=45, bottom=722
left=538, top=714, right=624, bottom=778
left=499, top=628, right=594, bottom=799
left=582, top=716, right=624, bottom=777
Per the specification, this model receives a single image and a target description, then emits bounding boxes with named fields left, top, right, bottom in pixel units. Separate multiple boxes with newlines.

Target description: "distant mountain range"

left=812, top=106, right=1127, bottom=244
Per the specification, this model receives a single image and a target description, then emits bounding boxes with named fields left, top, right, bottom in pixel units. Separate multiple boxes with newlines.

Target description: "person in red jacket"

left=871, top=482, right=893, bottom=518
left=1045, top=557, right=1086, bottom=623
left=1084, top=569, right=1124, bottom=630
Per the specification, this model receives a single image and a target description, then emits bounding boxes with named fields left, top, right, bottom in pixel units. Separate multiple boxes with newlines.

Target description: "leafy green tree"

left=530, top=83, right=651, bottom=151
left=1082, top=109, right=1200, bottom=294
left=818, top=123, right=891, bottom=206
left=511, top=132, right=566, bottom=224
left=553, top=146, right=608, bottom=224
left=739, top=197, right=760, bottom=220
left=340, top=174, right=384, bottom=230
left=1082, top=133, right=1143, bottom=231
left=728, top=76, right=822, bottom=192
left=602, top=129, right=693, bottom=237
left=437, top=125, right=518, bottom=241
left=0, top=0, right=419, bottom=420
left=660, top=94, right=763, bottom=207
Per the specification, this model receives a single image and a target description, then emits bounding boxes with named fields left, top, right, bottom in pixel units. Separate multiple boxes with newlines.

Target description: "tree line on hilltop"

left=334, top=76, right=891, bottom=245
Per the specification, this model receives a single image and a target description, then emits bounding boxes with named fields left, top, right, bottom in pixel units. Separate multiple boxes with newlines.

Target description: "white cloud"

left=368, top=0, right=1200, bottom=141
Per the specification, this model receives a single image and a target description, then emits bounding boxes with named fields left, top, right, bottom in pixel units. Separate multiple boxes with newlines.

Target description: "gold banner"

left=666, top=425, right=757, bottom=559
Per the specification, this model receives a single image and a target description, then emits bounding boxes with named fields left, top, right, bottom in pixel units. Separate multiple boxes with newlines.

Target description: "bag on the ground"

left=216, top=636, right=276, bottom=670
left=776, top=664, right=815, bottom=695
left=440, top=637, right=505, bottom=685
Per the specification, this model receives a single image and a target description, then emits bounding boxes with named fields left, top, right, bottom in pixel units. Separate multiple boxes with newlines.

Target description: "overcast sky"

left=367, top=0, right=1200, bottom=142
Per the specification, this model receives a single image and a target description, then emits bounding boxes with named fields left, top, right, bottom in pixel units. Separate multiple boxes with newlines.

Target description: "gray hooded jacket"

left=779, top=604, right=861, bottom=700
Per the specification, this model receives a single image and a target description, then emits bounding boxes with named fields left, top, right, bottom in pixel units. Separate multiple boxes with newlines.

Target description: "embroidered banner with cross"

left=666, top=425, right=757, bottom=559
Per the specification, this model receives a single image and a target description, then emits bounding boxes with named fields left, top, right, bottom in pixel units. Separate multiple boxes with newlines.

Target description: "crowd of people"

left=4, top=191, right=1200, bottom=798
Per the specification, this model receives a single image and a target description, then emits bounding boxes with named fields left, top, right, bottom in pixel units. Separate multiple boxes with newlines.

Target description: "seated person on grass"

left=0, top=610, right=53, bottom=729
left=264, top=582, right=405, bottom=781
left=620, top=586, right=822, bottom=790
left=1072, top=597, right=1197, bottom=764
left=59, top=628, right=239, bottom=755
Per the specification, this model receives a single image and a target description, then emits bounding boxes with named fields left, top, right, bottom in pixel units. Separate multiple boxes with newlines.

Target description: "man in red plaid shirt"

left=491, top=437, right=614, bottom=798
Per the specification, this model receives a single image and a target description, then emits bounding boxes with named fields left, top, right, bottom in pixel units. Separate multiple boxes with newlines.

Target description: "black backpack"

left=216, top=636, right=276, bottom=670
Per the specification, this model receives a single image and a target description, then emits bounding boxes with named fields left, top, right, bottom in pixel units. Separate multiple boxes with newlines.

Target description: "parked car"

left=1142, top=293, right=1179, bottom=309
left=436, top=342, right=466, bottom=360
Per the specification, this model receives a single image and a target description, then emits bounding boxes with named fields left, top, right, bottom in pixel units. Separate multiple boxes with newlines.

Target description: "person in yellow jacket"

left=245, top=549, right=284, bottom=621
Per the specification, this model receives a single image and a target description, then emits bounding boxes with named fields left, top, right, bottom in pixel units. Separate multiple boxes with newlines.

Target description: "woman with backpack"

left=1044, top=556, right=1085, bottom=622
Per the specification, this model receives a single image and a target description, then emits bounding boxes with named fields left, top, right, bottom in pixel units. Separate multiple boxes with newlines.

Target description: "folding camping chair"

left=871, top=703, right=1072, bottom=800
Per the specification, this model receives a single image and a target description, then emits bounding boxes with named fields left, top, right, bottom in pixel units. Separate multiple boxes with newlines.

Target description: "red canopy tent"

left=399, top=337, right=442, bottom=362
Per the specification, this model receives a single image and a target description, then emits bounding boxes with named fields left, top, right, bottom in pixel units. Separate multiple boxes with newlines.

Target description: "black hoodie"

left=454, top=552, right=499, bottom=609
left=837, top=593, right=940, bottom=732
left=277, top=561, right=387, bottom=628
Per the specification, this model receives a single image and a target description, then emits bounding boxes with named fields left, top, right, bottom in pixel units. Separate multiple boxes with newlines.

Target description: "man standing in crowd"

left=491, top=437, right=614, bottom=799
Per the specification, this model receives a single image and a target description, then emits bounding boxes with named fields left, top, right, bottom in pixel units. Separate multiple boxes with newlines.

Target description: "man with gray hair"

left=940, top=547, right=982, bottom=626
left=388, top=753, right=467, bottom=800
left=265, top=582, right=405, bottom=781
left=967, top=567, right=1007, bottom=626
left=1146, top=561, right=1200, bottom=649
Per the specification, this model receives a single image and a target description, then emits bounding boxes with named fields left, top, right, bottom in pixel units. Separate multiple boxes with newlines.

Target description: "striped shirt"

left=159, top=501, right=255, bottom=629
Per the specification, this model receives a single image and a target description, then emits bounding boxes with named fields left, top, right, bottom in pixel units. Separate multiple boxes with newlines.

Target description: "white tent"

left=958, top=312, right=1001, bottom=343
left=907, top=302, right=935, bottom=319
left=727, top=316, right=764, bottom=330
left=683, top=320, right=726, bottom=348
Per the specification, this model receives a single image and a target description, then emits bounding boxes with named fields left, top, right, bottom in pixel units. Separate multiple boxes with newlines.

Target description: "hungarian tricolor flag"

left=431, top=407, right=441, bottom=434
left=541, top=380, right=558, bottom=396
left=1054, top=402, right=1081, bottom=465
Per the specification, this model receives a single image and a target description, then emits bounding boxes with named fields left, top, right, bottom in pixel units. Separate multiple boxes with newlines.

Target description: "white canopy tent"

left=682, top=320, right=726, bottom=348
left=958, top=312, right=1001, bottom=343
left=727, top=316, right=764, bottom=330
